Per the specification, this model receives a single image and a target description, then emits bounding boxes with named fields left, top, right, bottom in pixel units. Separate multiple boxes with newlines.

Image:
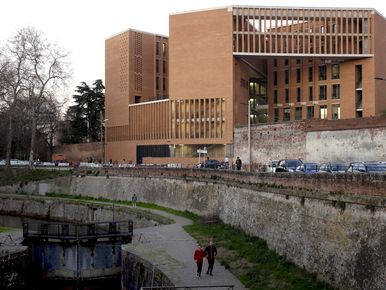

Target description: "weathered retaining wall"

left=1, top=170, right=385, bottom=289
left=31, top=173, right=385, bottom=290
left=0, top=246, right=28, bottom=290
left=121, top=248, right=173, bottom=290
left=234, top=117, right=386, bottom=166
left=0, top=195, right=166, bottom=228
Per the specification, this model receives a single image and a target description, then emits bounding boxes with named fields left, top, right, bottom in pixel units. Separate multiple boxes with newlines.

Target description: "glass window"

left=319, top=85, right=327, bottom=100
left=162, top=43, right=167, bottom=57
left=308, top=67, right=313, bottom=82
left=285, top=89, right=289, bottom=103
left=285, top=58, right=289, bottom=66
left=283, top=108, right=291, bottom=121
left=156, top=42, right=160, bottom=55
left=156, top=59, right=159, bottom=73
left=163, top=60, right=166, bottom=74
left=285, top=70, right=289, bottom=84
left=307, top=106, right=314, bottom=118
left=331, top=64, right=340, bottom=79
left=308, top=87, right=313, bottom=101
left=320, top=105, right=328, bottom=119
left=156, top=77, right=159, bottom=90
left=297, top=87, right=301, bottom=102
left=163, top=77, right=166, bottom=91
left=296, top=59, right=301, bottom=65
left=332, top=84, right=340, bottom=99
left=296, top=68, right=301, bottom=83
left=274, top=90, right=278, bottom=104
left=295, top=107, right=302, bottom=120
left=332, top=104, right=340, bottom=119
left=274, top=71, right=278, bottom=86
left=274, top=108, right=279, bottom=122
left=319, top=65, right=327, bottom=81
left=274, top=59, right=278, bottom=67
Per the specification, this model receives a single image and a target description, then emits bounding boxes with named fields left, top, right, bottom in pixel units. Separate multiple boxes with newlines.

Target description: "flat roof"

left=105, top=28, right=168, bottom=41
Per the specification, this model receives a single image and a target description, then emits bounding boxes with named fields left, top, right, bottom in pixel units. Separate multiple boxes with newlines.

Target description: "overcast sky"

left=1, top=0, right=385, bottom=97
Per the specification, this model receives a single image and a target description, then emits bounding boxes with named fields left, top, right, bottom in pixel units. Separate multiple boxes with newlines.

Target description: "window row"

left=273, top=104, right=341, bottom=122
left=156, top=77, right=167, bottom=92
left=273, top=64, right=340, bottom=85
left=273, top=84, right=340, bottom=103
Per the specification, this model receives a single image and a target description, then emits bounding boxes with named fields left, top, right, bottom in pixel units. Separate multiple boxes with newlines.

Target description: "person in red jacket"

left=193, top=244, right=205, bottom=277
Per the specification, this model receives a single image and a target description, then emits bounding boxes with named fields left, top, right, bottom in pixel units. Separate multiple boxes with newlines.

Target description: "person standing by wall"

left=204, top=239, right=217, bottom=276
left=193, top=244, right=205, bottom=277
left=131, top=193, right=137, bottom=207
left=236, top=156, right=242, bottom=171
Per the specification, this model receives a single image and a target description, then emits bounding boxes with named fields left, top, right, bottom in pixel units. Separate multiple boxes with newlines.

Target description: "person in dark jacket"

left=236, top=156, right=242, bottom=170
left=204, top=239, right=217, bottom=276
left=193, top=244, right=205, bottom=277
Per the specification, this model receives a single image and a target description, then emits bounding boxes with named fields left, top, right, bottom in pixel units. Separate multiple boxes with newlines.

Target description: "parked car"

left=0, top=159, right=29, bottom=166
left=346, top=162, right=386, bottom=173
left=295, top=162, right=319, bottom=173
left=196, top=159, right=222, bottom=169
left=267, top=160, right=279, bottom=172
left=319, top=162, right=348, bottom=173
left=275, top=159, right=303, bottom=172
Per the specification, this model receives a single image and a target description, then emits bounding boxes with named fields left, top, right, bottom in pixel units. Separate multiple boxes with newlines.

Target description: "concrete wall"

left=234, top=117, right=386, bottom=166
left=15, top=172, right=384, bottom=290
left=0, top=195, right=166, bottom=228
left=121, top=248, right=173, bottom=290
left=0, top=247, right=28, bottom=290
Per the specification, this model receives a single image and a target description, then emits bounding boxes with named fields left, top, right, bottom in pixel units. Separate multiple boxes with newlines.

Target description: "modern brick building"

left=105, top=6, right=386, bottom=165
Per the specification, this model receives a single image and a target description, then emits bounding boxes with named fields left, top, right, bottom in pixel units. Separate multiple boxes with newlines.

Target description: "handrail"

left=22, top=220, right=133, bottom=242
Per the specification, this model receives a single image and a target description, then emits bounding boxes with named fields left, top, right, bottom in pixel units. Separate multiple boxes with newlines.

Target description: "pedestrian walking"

left=204, top=239, right=217, bottom=276
left=236, top=156, right=242, bottom=171
left=193, top=244, right=205, bottom=277
left=131, top=193, right=137, bottom=207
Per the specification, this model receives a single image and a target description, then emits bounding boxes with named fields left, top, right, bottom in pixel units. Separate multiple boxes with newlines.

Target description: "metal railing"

left=141, top=286, right=234, bottom=290
left=22, top=220, right=133, bottom=242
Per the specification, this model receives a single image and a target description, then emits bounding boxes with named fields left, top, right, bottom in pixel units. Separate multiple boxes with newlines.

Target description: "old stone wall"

left=121, top=248, right=173, bottom=290
left=0, top=195, right=165, bottom=228
left=0, top=247, right=28, bottom=290
left=234, top=117, right=386, bottom=166
left=42, top=174, right=385, bottom=290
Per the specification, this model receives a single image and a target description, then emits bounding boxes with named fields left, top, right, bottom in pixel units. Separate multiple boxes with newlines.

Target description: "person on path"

left=193, top=244, right=205, bottom=277
left=204, top=239, right=217, bottom=276
left=131, top=193, right=137, bottom=207
left=236, top=156, right=242, bottom=171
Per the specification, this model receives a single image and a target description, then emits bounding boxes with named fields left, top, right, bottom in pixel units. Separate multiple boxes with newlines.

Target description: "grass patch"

left=0, top=169, right=72, bottom=186
left=0, top=227, right=9, bottom=233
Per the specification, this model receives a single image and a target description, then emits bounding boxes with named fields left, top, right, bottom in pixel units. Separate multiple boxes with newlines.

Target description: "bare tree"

left=0, top=27, right=70, bottom=170
left=23, top=28, right=69, bottom=167
left=0, top=31, right=29, bottom=171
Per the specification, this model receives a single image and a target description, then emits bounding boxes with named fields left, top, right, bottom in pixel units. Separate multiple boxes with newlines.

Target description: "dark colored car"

left=275, top=159, right=303, bottom=172
left=196, top=159, right=222, bottom=169
left=295, top=162, right=319, bottom=173
left=346, top=162, right=386, bottom=173
left=319, top=163, right=348, bottom=173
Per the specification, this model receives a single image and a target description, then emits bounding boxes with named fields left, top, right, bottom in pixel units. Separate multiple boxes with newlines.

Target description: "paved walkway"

left=125, top=208, right=247, bottom=289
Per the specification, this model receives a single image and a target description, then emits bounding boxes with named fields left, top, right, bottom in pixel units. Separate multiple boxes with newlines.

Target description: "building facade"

left=105, top=6, right=386, bottom=165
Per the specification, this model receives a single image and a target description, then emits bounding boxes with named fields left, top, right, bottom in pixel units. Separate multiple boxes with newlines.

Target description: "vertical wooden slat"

left=235, top=8, right=239, bottom=53
left=262, top=8, right=266, bottom=53
left=269, top=8, right=273, bottom=54
left=329, top=10, right=332, bottom=54
left=313, top=10, right=317, bottom=54
left=351, top=11, right=355, bottom=54
left=258, top=8, right=261, bottom=53
left=274, top=9, right=278, bottom=54
left=290, top=9, right=294, bottom=54
left=241, top=8, right=244, bottom=52
left=247, top=8, right=250, bottom=53
left=253, top=8, right=256, bottom=53
left=356, top=11, right=360, bottom=54
left=339, top=10, right=343, bottom=54
left=280, top=9, right=283, bottom=53
left=345, top=10, right=349, bottom=54
left=349, top=10, right=352, bottom=54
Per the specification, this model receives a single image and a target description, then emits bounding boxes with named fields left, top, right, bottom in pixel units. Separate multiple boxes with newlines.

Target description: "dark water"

left=0, top=215, right=122, bottom=290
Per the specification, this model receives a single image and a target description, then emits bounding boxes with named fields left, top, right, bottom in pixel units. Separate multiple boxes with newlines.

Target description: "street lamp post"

left=240, top=100, right=252, bottom=172
left=100, top=111, right=108, bottom=164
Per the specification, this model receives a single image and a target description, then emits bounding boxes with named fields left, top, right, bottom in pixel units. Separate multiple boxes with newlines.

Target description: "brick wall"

left=235, top=116, right=386, bottom=166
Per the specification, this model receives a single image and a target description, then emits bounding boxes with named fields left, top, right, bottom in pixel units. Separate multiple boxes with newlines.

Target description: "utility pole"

left=248, top=99, right=251, bottom=172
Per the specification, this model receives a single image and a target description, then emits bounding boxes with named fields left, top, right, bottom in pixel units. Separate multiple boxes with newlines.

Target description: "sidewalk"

left=125, top=208, right=247, bottom=289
